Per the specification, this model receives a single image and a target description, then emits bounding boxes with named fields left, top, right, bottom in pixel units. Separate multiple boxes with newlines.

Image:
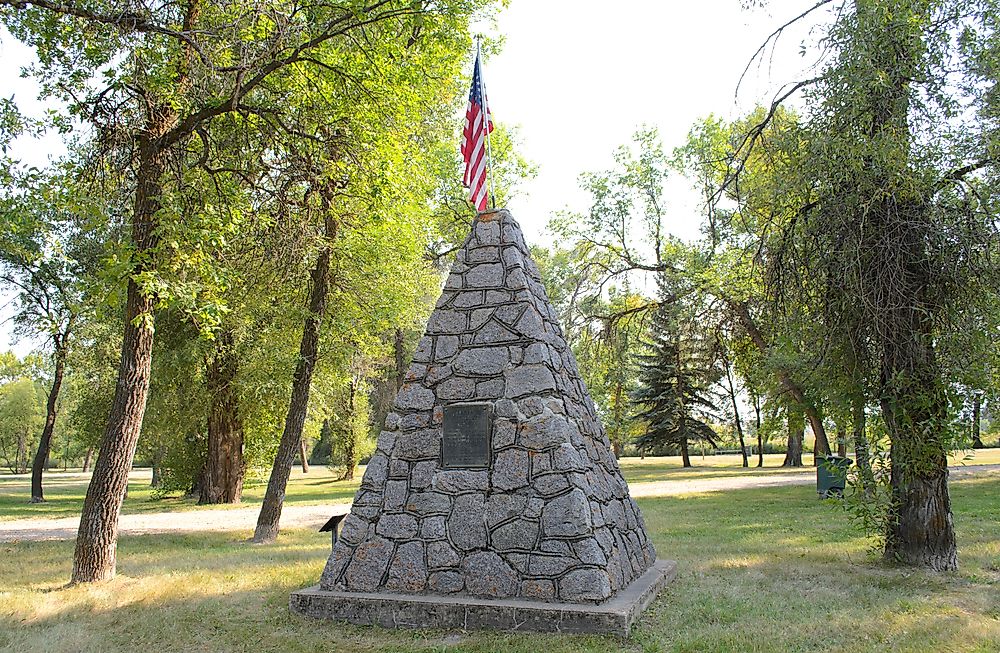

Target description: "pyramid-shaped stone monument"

left=292, top=210, right=674, bottom=635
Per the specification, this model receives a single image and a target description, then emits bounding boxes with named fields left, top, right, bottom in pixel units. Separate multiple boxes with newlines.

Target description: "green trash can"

left=817, top=455, right=852, bottom=498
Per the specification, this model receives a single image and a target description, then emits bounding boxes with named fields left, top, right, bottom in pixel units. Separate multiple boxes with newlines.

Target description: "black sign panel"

left=442, top=403, right=492, bottom=468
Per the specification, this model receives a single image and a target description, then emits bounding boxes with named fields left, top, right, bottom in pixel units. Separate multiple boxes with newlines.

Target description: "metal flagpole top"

left=476, top=35, right=497, bottom=211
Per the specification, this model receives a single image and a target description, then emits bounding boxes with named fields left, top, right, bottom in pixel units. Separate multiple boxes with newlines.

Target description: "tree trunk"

left=680, top=437, right=691, bottom=468
left=70, top=109, right=174, bottom=583
left=69, top=0, right=203, bottom=581
left=342, top=376, right=358, bottom=481
left=394, top=327, right=406, bottom=391
left=722, top=353, right=748, bottom=467
left=754, top=394, right=764, bottom=467
left=806, top=406, right=831, bottom=463
left=783, top=410, right=804, bottom=467
left=253, top=215, right=335, bottom=544
left=971, top=394, right=983, bottom=449
left=880, top=311, right=957, bottom=571
left=732, top=301, right=831, bottom=456
left=852, top=393, right=875, bottom=496
left=82, top=446, right=93, bottom=473
left=837, top=422, right=848, bottom=457
left=151, top=464, right=161, bottom=488
left=200, top=330, right=245, bottom=504
left=71, top=276, right=158, bottom=582
left=299, top=437, right=310, bottom=473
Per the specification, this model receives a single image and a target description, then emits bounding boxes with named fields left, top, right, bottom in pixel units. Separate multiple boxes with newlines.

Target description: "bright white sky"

left=0, top=0, right=828, bottom=355
left=488, top=0, right=826, bottom=241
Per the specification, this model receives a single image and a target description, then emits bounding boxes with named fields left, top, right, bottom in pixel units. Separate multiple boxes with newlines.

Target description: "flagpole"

left=476, top=36, right=497, bottom=210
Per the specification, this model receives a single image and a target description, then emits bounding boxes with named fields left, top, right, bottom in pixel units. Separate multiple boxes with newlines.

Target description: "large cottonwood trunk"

left=30, top=343, right=66, bottom=502
left=253, top=216, right=335, bottom=544
left=70, top=0, right=200, bottom=583
left=783, top=411, right=804, bottom=467
left=880, top=310, right=957, bottom=571
left=842, top=1, right=957, bottom=571
left=70, top=300, right=148, bottom=580
left=71, top=133, right=167, bottom=583
left=200, top=330, right=245, bottom=504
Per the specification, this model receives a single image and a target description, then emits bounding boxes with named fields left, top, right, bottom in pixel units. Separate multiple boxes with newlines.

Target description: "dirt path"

left=2, top=464, right=997, bottom=543
left=629, top=463, right=1000, bottom=497
left=0, top=503, right=353, bottom=542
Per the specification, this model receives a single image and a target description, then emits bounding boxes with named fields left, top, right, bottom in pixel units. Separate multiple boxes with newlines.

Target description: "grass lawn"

left=3, top=448, right=998, bottom=521
left=1, top=470, right=998, bottom=652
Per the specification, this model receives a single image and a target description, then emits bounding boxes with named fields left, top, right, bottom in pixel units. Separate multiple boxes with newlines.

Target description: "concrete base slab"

left=290, top=559, right=676, bottom=637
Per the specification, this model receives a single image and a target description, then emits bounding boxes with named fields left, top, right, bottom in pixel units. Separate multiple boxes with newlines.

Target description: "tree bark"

left=721, top=351, right=748, bottom=467
left=82, top=446, right=93, bottom=473
left=880, top=311, right=957, bottom=571
left=299, top=437, right=310, bottom=473
left=253, top=215, right=335, bottom=544
left=754, top=394, right=764, bottom=467
left=70, top=0, right=201, bottom=584
left=71, top=285, right=152, bottom=579
left=30, top=340, right=66, bottom=502
left=783, top=410, right=804, bottom=467
left=200, top=329, right=245, bottom=504
left=971, top=394, right=983, bottom=449
left=680, top=437, right=691, bottom=468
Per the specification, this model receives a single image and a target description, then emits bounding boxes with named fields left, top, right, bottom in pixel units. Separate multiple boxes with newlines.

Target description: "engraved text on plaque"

left=441, top=403, right=492, bottom=468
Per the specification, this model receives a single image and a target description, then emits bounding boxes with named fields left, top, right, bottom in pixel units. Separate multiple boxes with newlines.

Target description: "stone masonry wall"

left=319, top=210, right=656, bottom=603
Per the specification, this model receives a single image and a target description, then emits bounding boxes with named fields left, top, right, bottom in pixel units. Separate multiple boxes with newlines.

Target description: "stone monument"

left=290, top=209, right=675, bottom=635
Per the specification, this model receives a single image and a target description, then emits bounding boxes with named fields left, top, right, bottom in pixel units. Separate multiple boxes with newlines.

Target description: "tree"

left=633, top=277, right=720, bottom=466
left=251, top=22, right=526, bottom=542
left=722, top=0, right=1000, bottom=569
left=0, top=165, right=88, bottom=501
left=672, top=111, right=835, bottom=463
left=532, top=243, right=649, bottom=458
left=717, top=334, right=749, bottom=467
left=0, top=376, right=45, bottom=473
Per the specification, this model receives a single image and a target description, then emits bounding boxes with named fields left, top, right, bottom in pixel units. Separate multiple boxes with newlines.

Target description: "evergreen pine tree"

left=632, top=278, right=721, bottom=466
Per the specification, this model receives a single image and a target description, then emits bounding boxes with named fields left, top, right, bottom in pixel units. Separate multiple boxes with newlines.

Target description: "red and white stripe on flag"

left=461, top=52, right=493, bottom=212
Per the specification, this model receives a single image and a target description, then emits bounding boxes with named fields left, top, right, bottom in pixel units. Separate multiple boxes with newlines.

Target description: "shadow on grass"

left=2, top=478, right=999, bottom=652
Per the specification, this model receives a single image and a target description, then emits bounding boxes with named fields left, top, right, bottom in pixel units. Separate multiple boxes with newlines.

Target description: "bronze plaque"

left=442, top=403, right=492, bottom=468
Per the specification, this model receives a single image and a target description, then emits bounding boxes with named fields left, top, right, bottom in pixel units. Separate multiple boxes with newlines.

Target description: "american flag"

left=461, top=50, right=494, bottom=212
